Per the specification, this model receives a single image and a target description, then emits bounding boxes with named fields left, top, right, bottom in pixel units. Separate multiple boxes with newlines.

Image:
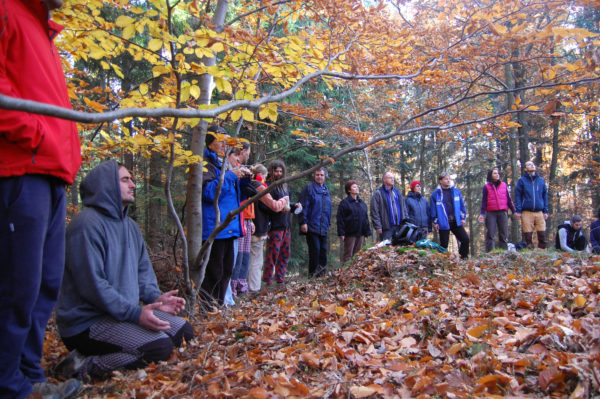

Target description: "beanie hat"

left=410, top=181, right=421, bottom=191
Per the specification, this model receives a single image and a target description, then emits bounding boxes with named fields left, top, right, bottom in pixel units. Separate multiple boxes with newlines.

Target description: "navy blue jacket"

left=202, top=149, right=242, bottom=240
left=591, top=220, right=600, bottom=254
left=430, top=186, right=466, bottom=231
left=300, top=182, right=331, bottom=236
left=515, top=173, right=548, bottom=214
left=336, top=195, right=371, bottom=237
left=405, top=191, right=431, bottom=230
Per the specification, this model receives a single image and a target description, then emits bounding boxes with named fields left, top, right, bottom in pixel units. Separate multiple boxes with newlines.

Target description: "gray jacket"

left=370, top=185, right=407, bottom=232
left=56, top=160, right=161, bottom=338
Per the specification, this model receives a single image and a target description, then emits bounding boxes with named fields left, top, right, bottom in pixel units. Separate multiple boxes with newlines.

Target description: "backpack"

left=415, top=239, right=448, bottom=253
left=391, top=219, right=426, bottom=246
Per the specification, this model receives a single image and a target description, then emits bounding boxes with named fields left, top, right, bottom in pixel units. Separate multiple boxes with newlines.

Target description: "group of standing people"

left=336, top=170, right=471, bottom=260
left=336, top=161, right=599, bottom=261
left=199, top=128, right=332, bottom=312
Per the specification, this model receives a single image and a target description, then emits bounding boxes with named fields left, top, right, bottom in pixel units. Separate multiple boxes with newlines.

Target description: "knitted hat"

left=410, top=181, right=421, bottom=191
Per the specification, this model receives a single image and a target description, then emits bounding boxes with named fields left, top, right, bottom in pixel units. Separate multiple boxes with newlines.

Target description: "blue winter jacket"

left=590, top=220, right=600, bottom=254
left=515, top=173, right=548, bottom=214
left=405, top=191, right=431, bottom=230
left=202, top=149, right=242, bottom=240
left=429, top=186, right=466, bottom=231
left=300, top=181, right=332, bottom=236
left=56, top=160, right=161, bottom=338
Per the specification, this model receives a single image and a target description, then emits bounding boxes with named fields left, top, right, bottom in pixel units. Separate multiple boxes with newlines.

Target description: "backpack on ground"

left=391, top=219, right=426, bottom=246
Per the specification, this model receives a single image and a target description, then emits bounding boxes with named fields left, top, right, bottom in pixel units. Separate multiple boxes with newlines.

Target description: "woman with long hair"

left=478, top=167, right=516, bottom=251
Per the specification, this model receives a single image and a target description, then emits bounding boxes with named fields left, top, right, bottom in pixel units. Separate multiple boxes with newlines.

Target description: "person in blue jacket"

left=430, top=172, right=470, bottom=259
left=405, top=180, right=431, bottom=236
left=514, top=161, right=548, bottom=249
left=300, top=167, right=332, bottom=277
left=590, top=208, right=600, bottom=254
left=201, top=126, right=245, bottom=306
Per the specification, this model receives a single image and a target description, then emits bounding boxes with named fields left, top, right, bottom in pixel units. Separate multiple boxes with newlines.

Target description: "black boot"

left=315, top=264, right=326, bottom=277
left=537, top=231, right=546, bottom=249
left=524, top=232, right=534, bottom=249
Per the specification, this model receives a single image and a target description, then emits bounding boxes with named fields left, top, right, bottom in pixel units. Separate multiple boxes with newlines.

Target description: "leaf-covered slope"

left=45, top=248, right=600, bottom=398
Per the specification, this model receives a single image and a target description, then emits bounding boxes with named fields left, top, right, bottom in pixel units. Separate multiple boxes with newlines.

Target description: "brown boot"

left=537, top=231, right=546, bottom=249
left=524, top=232, right=534, bottom=249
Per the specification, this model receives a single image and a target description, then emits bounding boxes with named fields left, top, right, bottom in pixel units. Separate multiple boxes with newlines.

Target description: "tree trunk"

left=148, top=152, right=163, bottom=249
left=547, top=117, right=560, bottom=235
left=186, top=0, right=229, bottom=283
left=504, top=63, right=520, bottom=243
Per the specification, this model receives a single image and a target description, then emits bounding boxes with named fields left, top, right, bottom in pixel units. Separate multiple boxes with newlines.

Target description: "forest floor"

left=42, top=246, right=600, bottom=398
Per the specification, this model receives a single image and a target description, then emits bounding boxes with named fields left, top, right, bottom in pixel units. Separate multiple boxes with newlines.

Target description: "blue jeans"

left=0, top=175, right=66, bottom=399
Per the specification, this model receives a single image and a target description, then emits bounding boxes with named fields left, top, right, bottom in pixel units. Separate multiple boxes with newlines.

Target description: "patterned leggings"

left=62, top=310, right=193, bottom=378
left=263, top=229, right=290, bottom=284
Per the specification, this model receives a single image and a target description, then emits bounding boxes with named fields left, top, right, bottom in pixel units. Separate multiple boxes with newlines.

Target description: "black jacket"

left=336, top=195, right=371, bottom=237
left=267, top=184, right=291, bottom=231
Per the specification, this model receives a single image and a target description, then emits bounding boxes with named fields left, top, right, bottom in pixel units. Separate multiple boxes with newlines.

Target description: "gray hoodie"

left=56, top=160, right=161, bottom=338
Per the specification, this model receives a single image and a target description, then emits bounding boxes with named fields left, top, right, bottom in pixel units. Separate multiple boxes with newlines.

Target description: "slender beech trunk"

left=547, top=117, right=560, bottom=235
left=465, top=139, right=475, bottom=256
left=186, top=0, right=229, bottom=283
left=504, top=63, right=520, bottom=242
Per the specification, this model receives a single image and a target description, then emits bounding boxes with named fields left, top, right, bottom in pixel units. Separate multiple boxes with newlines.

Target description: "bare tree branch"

left=0, top=68, right=428, bottom=123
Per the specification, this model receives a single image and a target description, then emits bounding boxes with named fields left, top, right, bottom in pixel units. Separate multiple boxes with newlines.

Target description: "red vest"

left=485, top=182, right=508, bottom=211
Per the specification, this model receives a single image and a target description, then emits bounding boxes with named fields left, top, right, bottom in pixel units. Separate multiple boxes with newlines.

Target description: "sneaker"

left=54, top=350, right=87, bottom=380
left=31, top=379, right=80, bottom=399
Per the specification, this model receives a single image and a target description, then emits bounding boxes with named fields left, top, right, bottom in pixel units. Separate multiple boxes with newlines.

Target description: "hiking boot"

left=537, top=231, right=546, bottom=249
left=523, top=232, right=534, bottom=250
left=315, top=265, right=326, bottom=277
left=54, top=350, right=87, bottom=380
left=31, top=379, right=80, bottom=399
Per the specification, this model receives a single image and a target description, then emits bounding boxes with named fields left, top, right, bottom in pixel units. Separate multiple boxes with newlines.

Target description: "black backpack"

left=391, top=219, right=425, bottom=246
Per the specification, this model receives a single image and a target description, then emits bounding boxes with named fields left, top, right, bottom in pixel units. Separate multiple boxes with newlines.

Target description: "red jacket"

left=0, top=0, right=81, bottom=184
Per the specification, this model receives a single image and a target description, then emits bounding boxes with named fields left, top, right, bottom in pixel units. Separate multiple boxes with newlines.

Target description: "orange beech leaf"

left=514, top=328, right=537, bottom=343
left=448, top=342, right=465, bottom=355
left=517, top=300, right=533, bottom=309
left=301, top=351, right=320, bottom=368
left=411, top=375, right=434, bottom=394
left=573, top=295, right=586, bottom=307
left=248, top=386, right=269, bottom=399
left=539, top=366, right=563, bottom=390
left=466, top=324, right=488, bottom=339
left=349, top=385, right=378, bottom=398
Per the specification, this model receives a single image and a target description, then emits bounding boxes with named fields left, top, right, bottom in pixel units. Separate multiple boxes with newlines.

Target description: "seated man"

left=55, top=161, right=193, bottom=379
left=555, top=215, right=590, bottom=253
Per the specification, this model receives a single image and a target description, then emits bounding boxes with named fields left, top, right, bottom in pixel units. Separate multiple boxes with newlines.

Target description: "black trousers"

left=306, top=233, right=328, bottom=276
left=200, top=238, right=235, bottom=305
left=572, top=235, right=588, bottom=251
left=439, top=221, right=470, bottom=259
